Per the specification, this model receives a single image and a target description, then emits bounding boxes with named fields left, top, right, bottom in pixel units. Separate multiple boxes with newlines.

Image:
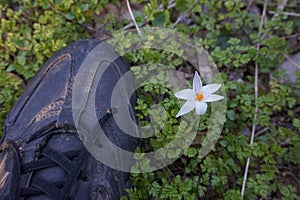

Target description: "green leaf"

left=184, top=147, right=197, bottom=157
left=80, top=4, right=89, bottom=12
left=65, top=13, right=75, bottom=20
left=293, top=118, right=300, bottom=131
left=152, top=10, right=170, bottom=27
left=38, top=15, right=47, bottom=24
left=229, top=100, right=238, bottom=108
left=6, top=64, right=15, bottom=72
left=240, top=54, right=250, bottom=64
left=176, top=0, right=189, bottom=12
left=219, top=140, right=228, bottom=147
left=227, top=110, right=235, bottom=120
left=17, top=53, right=26, bottom=66
left=228, top=38, right=240, bottom=45
left=227, top=158, right=235, bottom=166
left=227, top=145, right=235, bottom=152
left=77, top=15, right=86, bottom=24
left=224, top=1, right=234, bottom=11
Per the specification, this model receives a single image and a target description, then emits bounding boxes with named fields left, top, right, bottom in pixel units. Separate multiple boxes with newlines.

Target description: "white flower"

left=175, top=72, right=224, bottom=117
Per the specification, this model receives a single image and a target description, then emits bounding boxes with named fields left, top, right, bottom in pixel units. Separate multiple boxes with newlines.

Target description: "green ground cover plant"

left=1, top=0, right=300, bottom=199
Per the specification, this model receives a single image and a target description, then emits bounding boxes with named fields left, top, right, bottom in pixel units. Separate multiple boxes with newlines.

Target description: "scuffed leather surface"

left=0, top=141, right=20, bottom=200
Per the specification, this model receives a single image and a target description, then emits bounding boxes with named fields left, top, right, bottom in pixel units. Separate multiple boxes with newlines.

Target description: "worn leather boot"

left=0, top=39, right=139, bottom=200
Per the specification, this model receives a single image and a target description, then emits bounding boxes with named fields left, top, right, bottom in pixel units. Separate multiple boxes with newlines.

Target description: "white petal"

left=193, top=71, right=202, bottom=94
left=176, top=100, right=195, bottom=117
left=175, top=89, right=194, bottom=100
left=195, top=101, right=207, bottom=115
left=202, top=88, right=210, bottom=99
left=202, top=84, right=222, bottom=95
left=204, top=94, right=224, bottom=102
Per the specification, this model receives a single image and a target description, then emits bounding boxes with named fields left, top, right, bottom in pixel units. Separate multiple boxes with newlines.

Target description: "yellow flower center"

left=195, top=92, right=204, bottom=101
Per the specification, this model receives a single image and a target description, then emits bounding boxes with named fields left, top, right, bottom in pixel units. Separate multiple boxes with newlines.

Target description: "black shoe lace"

left=19, top=108, right=114, bottom=200
left=20, top=148, right=88, bottom=200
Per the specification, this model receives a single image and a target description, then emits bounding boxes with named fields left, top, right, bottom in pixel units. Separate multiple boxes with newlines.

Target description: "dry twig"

left=124, top=1, right=175, bottom=31
left=173, top=0, right=199, bottom=26
left=271, top=0, right=288, bottom=19
left=158, top=0, right=176, bottom=11
left=255, top=127, right=270, bottom=137
left=269, top=10, right=300, bottom=18
left=241, top=0, right=268, bottom=199
left=126, top=0, right=142, bottom=37
left=284, top=54, right=300, bottom=70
